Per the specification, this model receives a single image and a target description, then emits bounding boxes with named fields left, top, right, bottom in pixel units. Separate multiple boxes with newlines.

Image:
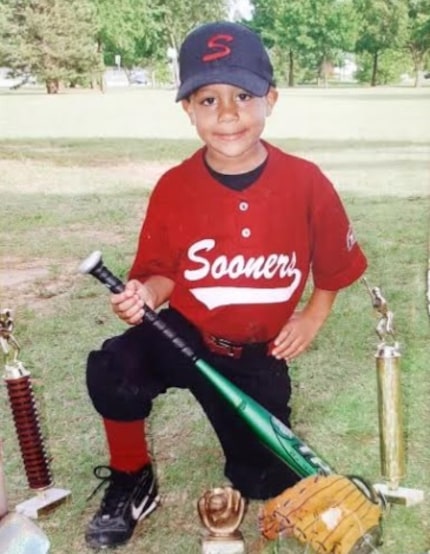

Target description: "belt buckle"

left=212, top=336, right=242, bottom=358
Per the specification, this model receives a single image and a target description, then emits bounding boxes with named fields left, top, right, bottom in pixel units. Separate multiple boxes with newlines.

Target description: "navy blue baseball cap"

left=176, top=21, right=275, bottom=101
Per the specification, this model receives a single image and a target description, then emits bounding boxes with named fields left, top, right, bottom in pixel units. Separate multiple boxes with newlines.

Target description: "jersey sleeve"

left=309, top=166, right=367, bottom=291
left=128, top=176, right=179, bottom=283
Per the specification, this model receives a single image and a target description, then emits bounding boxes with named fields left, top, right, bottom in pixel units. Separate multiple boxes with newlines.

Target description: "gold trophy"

left=198, top=486, right=246, bottom=554
left=363, top=281, right=424, bottom=506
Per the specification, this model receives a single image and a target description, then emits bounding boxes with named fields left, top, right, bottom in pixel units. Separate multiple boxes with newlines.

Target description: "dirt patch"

left=0, top=256, right=51, bottom=300
left=0, top=160, right=172, bottom=195
left=0, top=256, right=76, bottom=313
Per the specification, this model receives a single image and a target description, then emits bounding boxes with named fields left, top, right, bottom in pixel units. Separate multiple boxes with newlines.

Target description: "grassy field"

left=0, top=86, right=429, bottom=553
left=1, top=85, right=430, bottom=141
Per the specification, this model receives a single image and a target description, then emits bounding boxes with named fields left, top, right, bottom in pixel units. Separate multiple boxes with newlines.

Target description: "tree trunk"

left=95, top=39, right=105, bottom=92
left=317, top=57, right=329, bottom=87
left=371, top=51, right=378, bottom=87
left=412, top=52, right=422, bottom=88
left=46, top=79, right=59, bottom=94
left=92, top=73, right=106, bottom=93
left=323, top=59, right=329, bottom=87
left=288, top=50, right=294, bottom=87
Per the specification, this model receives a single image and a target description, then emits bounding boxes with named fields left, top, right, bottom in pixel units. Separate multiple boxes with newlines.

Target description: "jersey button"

left=241, top=228, right=251, bottom=238
left=239, top=201, right=248, bottom=211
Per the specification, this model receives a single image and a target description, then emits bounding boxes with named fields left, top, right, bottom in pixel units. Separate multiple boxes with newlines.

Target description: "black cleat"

left=85, top=463, right=159, bottom=549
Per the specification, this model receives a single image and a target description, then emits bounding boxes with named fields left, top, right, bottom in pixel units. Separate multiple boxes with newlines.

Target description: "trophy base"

left=16, top=487, right=71, bottom=519
left=201, top=536, right=245, bottom=554
left=373, top=483, right=424, bottom=506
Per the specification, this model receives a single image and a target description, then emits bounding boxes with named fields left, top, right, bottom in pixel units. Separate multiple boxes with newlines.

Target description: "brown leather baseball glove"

left=259, top=474, right=384, bottom=554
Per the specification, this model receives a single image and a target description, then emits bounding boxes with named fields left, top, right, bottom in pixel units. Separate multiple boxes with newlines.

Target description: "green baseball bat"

left=79, top=251, right=334, bottom=479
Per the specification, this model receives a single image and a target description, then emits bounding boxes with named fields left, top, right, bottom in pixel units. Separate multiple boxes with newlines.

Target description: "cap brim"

left=175, top=68, right=270, bottom=101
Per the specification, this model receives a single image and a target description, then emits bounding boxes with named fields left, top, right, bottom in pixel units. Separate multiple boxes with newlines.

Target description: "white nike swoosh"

left=189, top=285, right=300, bottom=309
left=131, top=479, right=155, bottom=520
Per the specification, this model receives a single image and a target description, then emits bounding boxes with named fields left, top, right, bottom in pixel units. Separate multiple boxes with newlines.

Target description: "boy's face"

left=182, top=83, right=278, bottom=172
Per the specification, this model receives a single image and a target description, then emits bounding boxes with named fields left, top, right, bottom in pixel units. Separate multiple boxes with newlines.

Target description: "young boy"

left=84, top=21, right=367, bottom=549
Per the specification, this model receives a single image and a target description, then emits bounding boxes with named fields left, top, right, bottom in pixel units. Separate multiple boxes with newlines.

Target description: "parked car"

left=130, top=69, right=149, bottom=85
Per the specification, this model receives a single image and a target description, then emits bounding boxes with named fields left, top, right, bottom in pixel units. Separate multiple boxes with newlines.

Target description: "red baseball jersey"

left=129, top=142, right=367, bottom=342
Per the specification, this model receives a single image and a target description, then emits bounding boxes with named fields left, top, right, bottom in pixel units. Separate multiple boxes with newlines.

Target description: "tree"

left=355, top=48, right=409, bottom=84
left=251, top=0, right=356, bottom=86
left=353, top=0, right=409, bottom=86
left=92, top=0, right=161, bottom=72
left=306, top=0, right=357, bottom=85
left=405, top=0, right=430, bottom=86
left=153, top=0, right=229, bottom=84
left=0, top=0, right=101, bottom=93
left=251, top=0, right=312, bottom=87
left=92, top=0, right=228, bottom=85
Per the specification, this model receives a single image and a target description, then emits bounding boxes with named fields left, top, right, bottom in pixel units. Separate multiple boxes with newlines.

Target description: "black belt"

left=202, top=332, right=272, bottom=359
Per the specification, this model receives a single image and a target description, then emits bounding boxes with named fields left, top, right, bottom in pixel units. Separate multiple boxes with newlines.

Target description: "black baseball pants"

left=86, top=307, right=299, bottom=499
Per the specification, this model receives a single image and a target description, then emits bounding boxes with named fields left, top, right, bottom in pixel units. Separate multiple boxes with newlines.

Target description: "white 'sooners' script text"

left=184, top=239, right=301, bottom=281
left=183, top=239, right=303, bottom=309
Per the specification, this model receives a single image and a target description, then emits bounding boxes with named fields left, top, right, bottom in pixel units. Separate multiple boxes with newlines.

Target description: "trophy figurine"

left=363, top=281, right=424, bottom=506
left=198, top=486, right=246, bottom=554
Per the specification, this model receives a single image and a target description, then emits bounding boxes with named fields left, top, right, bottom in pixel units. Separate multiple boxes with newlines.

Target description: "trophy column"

left=363, top=282, right=424, bottom=506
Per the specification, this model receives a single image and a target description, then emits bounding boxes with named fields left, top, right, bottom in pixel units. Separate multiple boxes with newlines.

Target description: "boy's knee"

left=225, top=458, right=299, bottom=500
left=86, top=349, right=152, bottom=421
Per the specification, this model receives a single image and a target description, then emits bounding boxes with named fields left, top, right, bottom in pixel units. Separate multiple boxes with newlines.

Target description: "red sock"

left=103, top=418, right=150, bottom=473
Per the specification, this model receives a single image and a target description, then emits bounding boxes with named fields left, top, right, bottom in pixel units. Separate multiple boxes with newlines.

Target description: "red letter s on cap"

left=202, top=34, right=233, bottom=62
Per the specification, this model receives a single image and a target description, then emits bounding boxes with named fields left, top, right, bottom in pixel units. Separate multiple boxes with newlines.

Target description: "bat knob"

left=78, top=251, right=125, bottom=294
left=78, top=251, right=103, bottom=275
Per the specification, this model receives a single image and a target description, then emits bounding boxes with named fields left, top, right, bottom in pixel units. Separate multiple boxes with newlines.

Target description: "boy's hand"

left=110, top=279, right=156, bottom=325
left=271, top=288, right=337, bottom=363
left=271, top=311, right=321, bottom=362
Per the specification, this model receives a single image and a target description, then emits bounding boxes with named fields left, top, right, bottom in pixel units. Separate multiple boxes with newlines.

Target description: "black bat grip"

left=143, top=308, right=197, bottom=362
left=79, top=251, right=197, bottom=361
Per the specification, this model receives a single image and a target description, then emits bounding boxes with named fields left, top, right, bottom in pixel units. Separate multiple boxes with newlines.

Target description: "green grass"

left=0, top=122, right=429, bottom=552
left=0, top=137, right=428, bottom=165
left=0, top=138, right=200, bottom=165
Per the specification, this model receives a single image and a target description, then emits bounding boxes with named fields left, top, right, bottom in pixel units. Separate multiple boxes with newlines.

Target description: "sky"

left=229, top=0, right=254, bottom=20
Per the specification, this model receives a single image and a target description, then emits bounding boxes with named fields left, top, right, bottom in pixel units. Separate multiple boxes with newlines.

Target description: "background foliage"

left=0, top=0, right=429, bottom=92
